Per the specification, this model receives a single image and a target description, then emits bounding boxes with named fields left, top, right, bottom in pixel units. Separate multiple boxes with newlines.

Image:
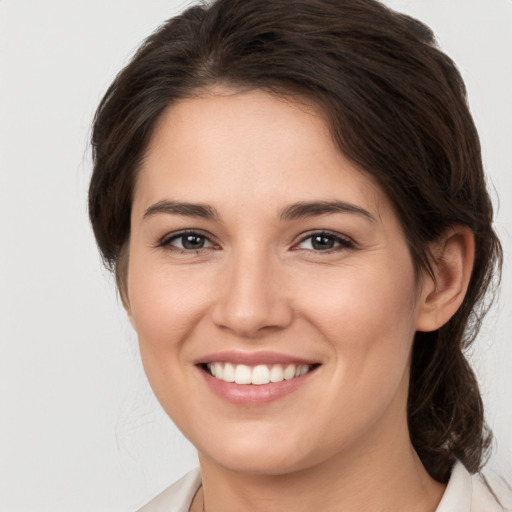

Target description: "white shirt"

left=136, top=461, right=512, bottom=512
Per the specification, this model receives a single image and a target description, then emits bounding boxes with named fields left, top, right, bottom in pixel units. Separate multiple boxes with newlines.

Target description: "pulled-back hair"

left=89, top=0, right=502, bottom=482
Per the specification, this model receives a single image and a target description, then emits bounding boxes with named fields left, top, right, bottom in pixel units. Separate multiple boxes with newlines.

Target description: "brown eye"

left=311, top=235, right=336, bottom=250
left=180, top=234, right=206, bottom=249
left=161, top=231, right=217, bottom=251
left=295, top=231, right=354, bottom=252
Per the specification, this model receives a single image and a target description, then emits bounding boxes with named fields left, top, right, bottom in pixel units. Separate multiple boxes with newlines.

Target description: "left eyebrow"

left=143, top=200, right=220, bottom=221
left=279, top=201, right=375, bottom=222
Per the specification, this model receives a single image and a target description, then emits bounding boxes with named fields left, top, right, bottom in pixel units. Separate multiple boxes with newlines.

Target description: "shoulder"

left=436, top=461, right=512, bottom=512
left=135, top=468, right=202, bottom=512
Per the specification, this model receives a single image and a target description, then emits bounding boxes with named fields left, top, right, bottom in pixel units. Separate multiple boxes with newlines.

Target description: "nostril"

left=211, top=301, right=294, bottom=337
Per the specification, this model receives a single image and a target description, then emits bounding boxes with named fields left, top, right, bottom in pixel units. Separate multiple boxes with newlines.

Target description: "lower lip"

left=199, top=367, right=317, bottom=406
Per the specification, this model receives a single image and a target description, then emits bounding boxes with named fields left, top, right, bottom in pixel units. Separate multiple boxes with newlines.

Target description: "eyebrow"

left=143, top=199, right=375, bottom=223
left=143, top=200, right=220, bottom=221
left=279, top=201, right=375, bottom=222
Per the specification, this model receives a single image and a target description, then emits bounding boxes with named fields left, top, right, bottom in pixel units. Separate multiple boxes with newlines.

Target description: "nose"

left=211, top=248, right=293, bottom=338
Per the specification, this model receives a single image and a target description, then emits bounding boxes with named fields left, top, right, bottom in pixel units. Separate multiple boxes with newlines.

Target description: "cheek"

left=126, top=251, right=213, bottom=356
left=297, top=257, right=419, bottom=393
left=299, top=258, right=418, bottom=341
left=125, top=253, right=215, bottom=424
left=296, top=262, right=417, bottom=442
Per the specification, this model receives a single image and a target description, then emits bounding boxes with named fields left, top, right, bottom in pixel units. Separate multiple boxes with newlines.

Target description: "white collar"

left=435, top=461, right=473, bottom=512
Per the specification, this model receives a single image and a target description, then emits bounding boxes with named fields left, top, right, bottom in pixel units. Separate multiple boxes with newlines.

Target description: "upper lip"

left=194, top=350, right=320, bottom=366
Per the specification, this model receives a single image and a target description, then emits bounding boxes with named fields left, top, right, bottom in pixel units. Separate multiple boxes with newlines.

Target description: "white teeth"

left=223, top=362, right=235, bottom=383
left=284, top=364, right=296, bottom=380
left=234, top=364, right=252, bottom=384
left=252, top=365, right=270, bottom=385
left=213, top=362, right=223, bottom=379
left=206, top=362, right=313, bottom=385
left=270, top=364, right=284, bottom=382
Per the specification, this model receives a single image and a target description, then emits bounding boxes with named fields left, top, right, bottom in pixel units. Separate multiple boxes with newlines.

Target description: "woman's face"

left=126, top=89, right=430, bottom=475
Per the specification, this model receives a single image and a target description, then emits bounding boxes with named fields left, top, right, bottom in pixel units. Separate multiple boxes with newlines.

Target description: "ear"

left=416, top=225, right=475, bottom=332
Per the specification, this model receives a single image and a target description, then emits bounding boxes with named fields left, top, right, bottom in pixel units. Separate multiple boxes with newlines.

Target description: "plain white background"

left=0, top=1, right=510, bottom=510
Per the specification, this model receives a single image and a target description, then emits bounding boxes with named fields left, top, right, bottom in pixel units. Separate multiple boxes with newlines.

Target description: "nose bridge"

left=212, top=242, right=292, bottom=336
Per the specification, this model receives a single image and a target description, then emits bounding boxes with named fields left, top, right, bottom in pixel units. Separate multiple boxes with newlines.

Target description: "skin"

left=125, top=89, right=474, bottom=512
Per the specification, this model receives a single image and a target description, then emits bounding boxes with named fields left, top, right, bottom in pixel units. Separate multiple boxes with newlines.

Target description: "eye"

left=159, top=230, right=217, bottom=252
left=294, top=231, right=354, bottom=252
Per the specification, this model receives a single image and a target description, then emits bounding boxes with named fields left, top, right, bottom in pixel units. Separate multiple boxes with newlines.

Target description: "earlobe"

left=416, top=226, right=475, bottom=332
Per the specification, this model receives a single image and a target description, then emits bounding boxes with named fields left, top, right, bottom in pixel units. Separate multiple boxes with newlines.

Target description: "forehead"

left=134, top=89, right=388, bottom=220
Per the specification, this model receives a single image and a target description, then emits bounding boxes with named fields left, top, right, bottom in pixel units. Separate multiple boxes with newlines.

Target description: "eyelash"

left=158, top=229, right=354, bottom=255
left=158, top=230, right=219, bottom=254
left=293, top=230, right=355, bottom=253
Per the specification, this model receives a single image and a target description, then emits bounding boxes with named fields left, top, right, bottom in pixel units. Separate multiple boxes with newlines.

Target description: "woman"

left=89, top=0, right=507, bottom=510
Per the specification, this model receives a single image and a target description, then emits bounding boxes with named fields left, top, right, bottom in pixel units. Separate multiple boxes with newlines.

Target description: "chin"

left=193, top=435, right=292, bottom=475
left=209, top=451, right=307, bottom=476
left=195, top=426, right=329, bottom=477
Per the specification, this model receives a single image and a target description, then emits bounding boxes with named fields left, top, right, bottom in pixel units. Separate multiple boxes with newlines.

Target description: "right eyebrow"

left=143, top=200, right=220, bottom=221
left=279, top=200, right=375, bottom=222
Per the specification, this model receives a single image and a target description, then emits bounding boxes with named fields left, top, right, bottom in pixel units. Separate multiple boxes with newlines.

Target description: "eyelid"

left=155, top=228, right=354, bottom=253
left=157, top=229, right=220, bottom=250
left=292, top=230, right=355, bottom=251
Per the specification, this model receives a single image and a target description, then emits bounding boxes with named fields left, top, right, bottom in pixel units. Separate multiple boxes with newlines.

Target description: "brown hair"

left=89, top=0, right=502, bottom=482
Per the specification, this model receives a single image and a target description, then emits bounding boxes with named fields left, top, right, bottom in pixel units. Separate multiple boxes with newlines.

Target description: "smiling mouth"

left=201, top=362, right=319, bottom=385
